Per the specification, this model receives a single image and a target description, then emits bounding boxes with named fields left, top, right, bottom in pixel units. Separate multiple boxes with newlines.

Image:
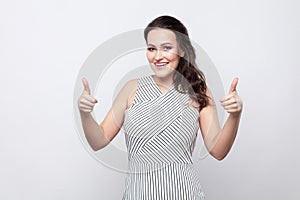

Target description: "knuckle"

left=232, top=96, right=237, bottom=103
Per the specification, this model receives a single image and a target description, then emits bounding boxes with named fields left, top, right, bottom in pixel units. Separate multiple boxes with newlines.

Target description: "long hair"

left=144, top=15, right=209, bottom=111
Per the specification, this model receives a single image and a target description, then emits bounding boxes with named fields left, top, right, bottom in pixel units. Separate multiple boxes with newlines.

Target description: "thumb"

left=82, top=77, right=91, bottom=95
left=229, top=77, right=239, bottom=93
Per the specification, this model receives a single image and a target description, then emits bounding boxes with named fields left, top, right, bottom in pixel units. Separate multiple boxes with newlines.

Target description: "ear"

left=179, top=49, right=185, bottom=57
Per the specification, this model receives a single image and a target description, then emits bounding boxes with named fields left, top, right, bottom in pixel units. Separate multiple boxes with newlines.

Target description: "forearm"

left=79, top=111, right=110, bottom=151
left=212, top=111, right=242, bottom=160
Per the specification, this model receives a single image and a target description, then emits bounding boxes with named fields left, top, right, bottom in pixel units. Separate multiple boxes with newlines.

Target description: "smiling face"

left=146, top=28, right=184, bottom=79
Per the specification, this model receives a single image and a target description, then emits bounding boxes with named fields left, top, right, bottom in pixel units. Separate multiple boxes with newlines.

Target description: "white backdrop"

left=1, top=0, right=299, bottom=199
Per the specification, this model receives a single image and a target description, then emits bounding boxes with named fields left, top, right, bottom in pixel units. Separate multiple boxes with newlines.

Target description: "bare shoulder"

left=113, top=78, right=138, bottom=103
left=122, top=78, right=138, bottom=94
left=122, top=78, right=139, bottom=109
left=125, top=78, right=139, bottom=88
left=188, top=87, right=216, bottom=112
left=205, top=87, right=216, bottom=105
left=188, top=98, right=200, bottom=110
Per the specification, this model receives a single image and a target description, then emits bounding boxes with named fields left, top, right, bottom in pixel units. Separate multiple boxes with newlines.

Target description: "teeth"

left=155, top=63, right=168, bottom=66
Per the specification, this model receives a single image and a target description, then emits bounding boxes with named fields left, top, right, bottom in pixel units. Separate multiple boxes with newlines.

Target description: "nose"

left=154, top=49, right=163, bottom=60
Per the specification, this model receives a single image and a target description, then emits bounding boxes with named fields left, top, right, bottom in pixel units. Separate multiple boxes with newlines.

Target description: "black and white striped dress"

left=122, top=75, right=205, bottom=200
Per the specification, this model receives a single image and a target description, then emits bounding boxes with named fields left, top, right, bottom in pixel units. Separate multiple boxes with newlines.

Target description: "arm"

left=79, top=112, right=109, bottom=151
left=199, top=78, right=243, bottom=160
left=78, top=78, right=138, bottom=151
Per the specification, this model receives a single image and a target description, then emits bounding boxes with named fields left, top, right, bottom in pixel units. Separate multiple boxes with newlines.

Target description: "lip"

left=154, top=62, right=169, bottom=69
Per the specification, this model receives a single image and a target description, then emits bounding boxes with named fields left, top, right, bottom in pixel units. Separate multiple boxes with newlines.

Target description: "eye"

left=163, top=46, right=173, bottom=51
left=147, top=47, right=156, bottom=51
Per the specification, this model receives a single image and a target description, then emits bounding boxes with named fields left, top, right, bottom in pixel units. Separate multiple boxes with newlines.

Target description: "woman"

left=78, top=15, right=243, bottom=200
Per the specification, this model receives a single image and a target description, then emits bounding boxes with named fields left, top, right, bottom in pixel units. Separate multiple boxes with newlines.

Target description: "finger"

left=80, top=108, right=93, bottom=113
left=79, top=98, right=96, bottom=107
left=225, top=102, right=243, bottom=113
left=224, top=103, right=239, bottom=110
left=226, top=108, right=242, bottom=113
left=220, top=93, right=235, bottom=102
left=82, top=93, right=98, bottom=103
left=229, top=77, right=239, bottom=93
left=82, top=77, right=91, bottom=95
left=79, top=104, right=94, bottom=110
left=220, top=98, right=236, bottom=107
left=79, top=103, right=94, bottom=110
left=226, top=109, right=238, bottom=113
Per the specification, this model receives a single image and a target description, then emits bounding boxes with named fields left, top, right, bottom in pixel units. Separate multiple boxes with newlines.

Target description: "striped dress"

left=122, top=75, right=205, bottom=200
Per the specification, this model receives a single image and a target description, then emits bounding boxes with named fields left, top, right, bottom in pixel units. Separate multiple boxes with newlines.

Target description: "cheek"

left=146, top=51, right=153, bottom=61
left=166, top=53, right=180, bottom=62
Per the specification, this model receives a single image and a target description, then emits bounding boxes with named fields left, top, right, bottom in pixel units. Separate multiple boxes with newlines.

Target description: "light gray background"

left=1, top=0, right=299, bottom=199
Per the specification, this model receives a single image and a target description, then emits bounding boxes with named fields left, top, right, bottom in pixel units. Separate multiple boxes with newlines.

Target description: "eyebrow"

left=147, top=42, right=174, bottom=46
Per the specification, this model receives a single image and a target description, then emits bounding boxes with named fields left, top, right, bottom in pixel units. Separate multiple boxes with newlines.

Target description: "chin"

left=152, top=70, right=174, bottom=78
left=151, top=66, right=175, bottom=78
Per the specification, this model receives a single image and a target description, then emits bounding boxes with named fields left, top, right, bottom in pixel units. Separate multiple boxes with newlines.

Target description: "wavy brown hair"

left=144, top=15, right=210, bottom=111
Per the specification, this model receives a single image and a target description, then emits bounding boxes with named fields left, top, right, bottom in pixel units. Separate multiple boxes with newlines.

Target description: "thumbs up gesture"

left=220, top=77, right=243, bottom=115
left=78, top=77, right=98, bottom=113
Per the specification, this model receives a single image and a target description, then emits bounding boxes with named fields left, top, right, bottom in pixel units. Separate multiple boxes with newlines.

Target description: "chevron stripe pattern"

left=122, top=75, right=205, bottom=200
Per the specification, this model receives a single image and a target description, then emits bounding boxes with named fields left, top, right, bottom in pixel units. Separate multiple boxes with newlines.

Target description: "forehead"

left=147, top=28, right=177, bottom=45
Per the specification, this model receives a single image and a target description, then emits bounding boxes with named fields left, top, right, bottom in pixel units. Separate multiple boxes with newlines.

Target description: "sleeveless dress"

left=121, top=75, right=205, bottom=200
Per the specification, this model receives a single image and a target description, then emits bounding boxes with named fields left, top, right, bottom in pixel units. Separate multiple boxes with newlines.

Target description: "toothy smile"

left=154, top=62, right=169, bottom=67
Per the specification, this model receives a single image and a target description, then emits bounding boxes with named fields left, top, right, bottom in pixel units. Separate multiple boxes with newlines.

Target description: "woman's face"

left=146, top=28, right=184, bottom=79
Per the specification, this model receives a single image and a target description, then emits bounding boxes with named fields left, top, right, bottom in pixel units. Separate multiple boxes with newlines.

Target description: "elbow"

left=89, top=127, right=110, bottom=151
left=91, top=146, right=101, bottom=152
left=214, top=155, right=226, bottom=161
left=210, top=151, right=227, bottom=161
left=90, top=143, right=108, bottom=152
left=91, top=145, right=106, bottom=152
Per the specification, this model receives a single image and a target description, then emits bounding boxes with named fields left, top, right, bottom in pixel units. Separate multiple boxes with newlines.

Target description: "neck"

left=152, top=74, right=174, bottom=88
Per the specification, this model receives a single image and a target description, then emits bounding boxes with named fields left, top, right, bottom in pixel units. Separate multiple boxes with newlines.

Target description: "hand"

left=220, top=77, right=243, bottom=115
left=78, top=77, right=98, bottom=113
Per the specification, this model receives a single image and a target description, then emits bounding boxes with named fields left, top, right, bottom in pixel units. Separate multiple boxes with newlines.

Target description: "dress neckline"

left=150, top=75, right=174, bottom=95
